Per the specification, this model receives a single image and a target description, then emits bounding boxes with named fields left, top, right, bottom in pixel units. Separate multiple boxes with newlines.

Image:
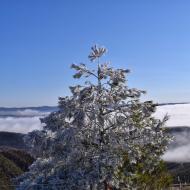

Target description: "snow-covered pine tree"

left=16, top=45, right=171, bottom=190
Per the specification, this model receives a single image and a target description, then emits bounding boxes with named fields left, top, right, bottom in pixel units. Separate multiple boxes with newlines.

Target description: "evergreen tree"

left=16, top=45, right=171, bottom=190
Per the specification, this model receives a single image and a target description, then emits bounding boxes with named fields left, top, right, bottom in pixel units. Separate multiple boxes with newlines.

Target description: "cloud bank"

left=163, top=145, right=190, bottom=163
left=1, top=105, right=190, bottom=163
left=0, top=109, right=49, bottom=133
left=154, top=104, right=190, bottom=162
left=154, top=104, right=190, bottom=127
left=0, top=116, right=43, bottom=134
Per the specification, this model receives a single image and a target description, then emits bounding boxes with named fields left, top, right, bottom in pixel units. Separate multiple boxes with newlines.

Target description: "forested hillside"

left=0, top=148, right=34, bottom=190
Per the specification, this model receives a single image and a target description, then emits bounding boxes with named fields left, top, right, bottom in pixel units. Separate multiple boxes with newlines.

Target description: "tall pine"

left=16, top=45, right=171, bottom=190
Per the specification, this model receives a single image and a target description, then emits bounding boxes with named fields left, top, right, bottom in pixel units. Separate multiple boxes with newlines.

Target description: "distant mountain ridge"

left=0, top=106, right=58, bottom=118
left=0, top=106, right=58, bottom=112
left=1, top=102, right=190, bottom=112
left=1, top=102, right=190, bottom=111
left=157, top=102, right=190, bottom=106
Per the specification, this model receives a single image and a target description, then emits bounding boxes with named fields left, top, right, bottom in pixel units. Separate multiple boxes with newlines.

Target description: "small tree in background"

left=16, top=45, right=171, bottom=190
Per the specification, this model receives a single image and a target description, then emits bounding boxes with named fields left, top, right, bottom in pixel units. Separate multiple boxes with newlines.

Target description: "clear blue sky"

left=1, top=0, right=190, bottom=107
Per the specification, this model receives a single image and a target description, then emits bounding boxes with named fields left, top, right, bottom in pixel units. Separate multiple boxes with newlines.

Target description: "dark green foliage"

left=0, top=154, right=22, bottom=190
left=1, top=149, right=34, bottom=171
left=117, top=155, right=172, bottom=190
left=0, top=148, right=34, bottom=190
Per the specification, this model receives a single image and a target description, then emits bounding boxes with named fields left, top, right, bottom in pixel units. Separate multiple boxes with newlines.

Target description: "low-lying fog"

left=155, top=103, right=190, bottom=163
left=1, top=104, right=190, bottom=162
left=0, top=108, right=51, bottom=133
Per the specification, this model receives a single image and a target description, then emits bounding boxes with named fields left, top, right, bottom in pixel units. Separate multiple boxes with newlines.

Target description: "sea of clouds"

left=1, top=104, right=190, bottom=162
left=154, top=103, right=190, bottom=127
left=0, top=116, right=43, bottom=134
left=0, top=109, right=50, bottom=133
left=154, top=104, right=190, bottom=162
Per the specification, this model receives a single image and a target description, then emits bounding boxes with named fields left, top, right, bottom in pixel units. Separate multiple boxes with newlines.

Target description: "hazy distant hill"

left=0, top=132, right=26, bottom=150
left=0, top=106, right=58, bottom=112
left=158, top=102, right=190, bottom=106
left=167, top=162, right=190, bottom=184
left=166, top=126, right=190, bottom=133
left=166, top=127, right=190, bottom=148
left=0, top=106, right=58, bottom=117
